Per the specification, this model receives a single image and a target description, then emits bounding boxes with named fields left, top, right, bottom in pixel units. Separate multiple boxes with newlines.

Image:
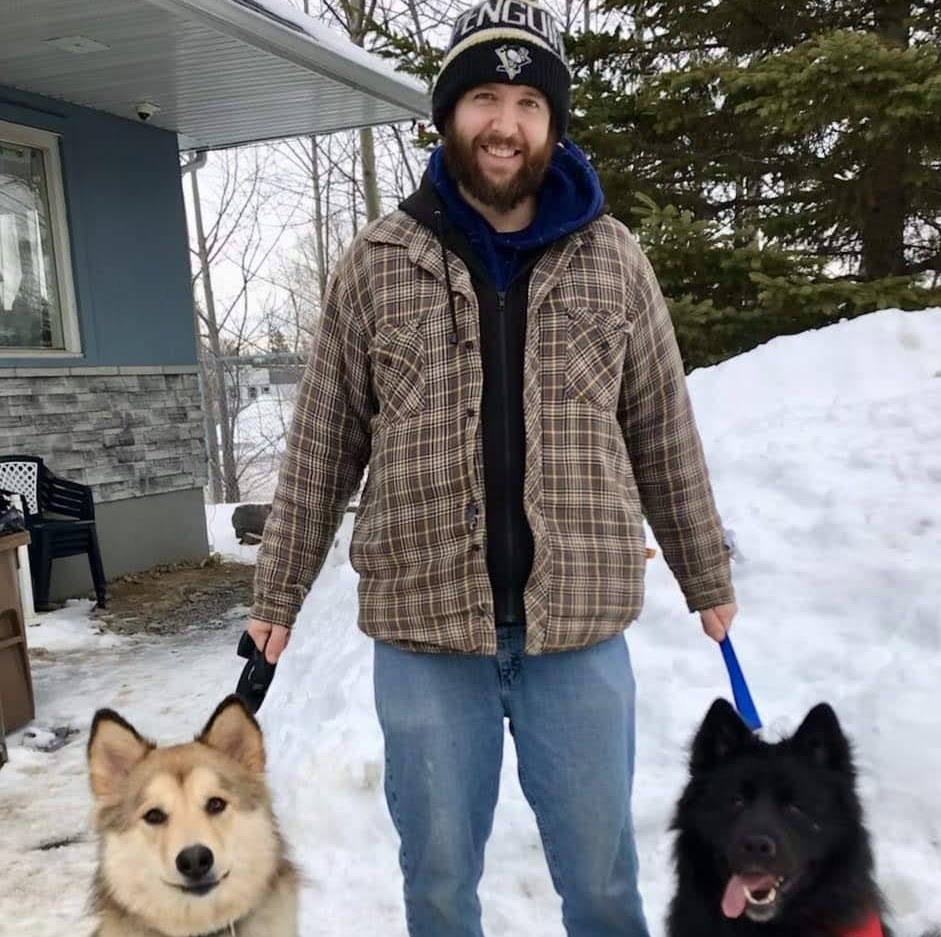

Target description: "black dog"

left=668, top=698, right=910, bottom=937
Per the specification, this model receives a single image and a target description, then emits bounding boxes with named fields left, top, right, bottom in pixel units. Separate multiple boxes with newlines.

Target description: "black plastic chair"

left=0, top=456, right=107, bottom=610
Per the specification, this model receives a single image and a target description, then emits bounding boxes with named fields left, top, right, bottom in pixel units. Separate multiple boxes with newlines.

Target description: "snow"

left=232, top=395, right=295, bottom=501
left=1, top=307, right=939, bottom=937
left=237, top=0, right=427, bottom=95
left=23, top=600, right=121, bottom=653
left=234, top=394, right=294, bottom=451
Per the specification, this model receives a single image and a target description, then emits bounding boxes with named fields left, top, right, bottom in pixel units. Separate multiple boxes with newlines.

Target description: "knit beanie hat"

left=432, top=1, right=571, bottom=137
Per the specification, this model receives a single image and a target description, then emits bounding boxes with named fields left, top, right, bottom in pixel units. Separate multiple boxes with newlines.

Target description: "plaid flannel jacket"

left=252, top=210, right=734, bottom=655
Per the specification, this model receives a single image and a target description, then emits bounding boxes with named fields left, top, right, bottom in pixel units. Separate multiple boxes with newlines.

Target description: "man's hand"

left=699, top=603, right=737, bottom=642
left=247, top=618, right=291, bottom=664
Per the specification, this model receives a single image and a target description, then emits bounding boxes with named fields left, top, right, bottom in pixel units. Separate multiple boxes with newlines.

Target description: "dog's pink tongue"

left=722, top=876, right=749, bottom=919
left=722, top=875, right=777, bottom=919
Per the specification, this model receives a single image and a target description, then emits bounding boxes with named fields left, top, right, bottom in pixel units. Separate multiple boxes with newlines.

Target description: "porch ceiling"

left=0, top=0, right=429, bottom=149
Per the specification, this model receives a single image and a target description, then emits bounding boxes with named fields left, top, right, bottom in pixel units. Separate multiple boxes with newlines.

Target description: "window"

left=0, top=121, right=79, bottom=354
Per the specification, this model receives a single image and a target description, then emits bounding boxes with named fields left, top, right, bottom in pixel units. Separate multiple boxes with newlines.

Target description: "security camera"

left=135, top=102, right=160, bottom=122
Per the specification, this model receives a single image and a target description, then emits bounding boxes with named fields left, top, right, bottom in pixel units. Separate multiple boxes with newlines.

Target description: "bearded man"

left=248, top=3, right=737, bottom=935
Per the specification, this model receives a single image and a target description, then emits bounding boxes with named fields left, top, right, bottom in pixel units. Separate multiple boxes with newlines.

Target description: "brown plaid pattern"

left=253, top=212, right=734, bottom=654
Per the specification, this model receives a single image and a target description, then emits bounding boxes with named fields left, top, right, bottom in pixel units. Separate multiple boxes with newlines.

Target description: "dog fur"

left=87, top=695, right=298, bottom=937
left=668, top=698, right=939, bottom=937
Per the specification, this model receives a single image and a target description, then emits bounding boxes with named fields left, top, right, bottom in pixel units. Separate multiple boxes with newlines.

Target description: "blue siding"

left=0, top=85, right=196, bottom=367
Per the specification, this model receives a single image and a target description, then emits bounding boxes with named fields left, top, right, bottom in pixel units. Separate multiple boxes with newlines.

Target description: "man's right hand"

left=247, top=618, right=291, bottom=664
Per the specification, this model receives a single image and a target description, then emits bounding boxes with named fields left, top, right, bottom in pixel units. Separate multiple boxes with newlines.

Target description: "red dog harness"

left=839, top=912, right=885, bottom=937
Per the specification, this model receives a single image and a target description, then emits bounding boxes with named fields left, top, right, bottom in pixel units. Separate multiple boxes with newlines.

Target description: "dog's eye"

left=143, top=808, right=167, bottom=825
left=206, top=797, right=227, bottom=815
left=731, top=794, right=746, bottom=810
left=785, top=802, right=807, bottom=818
left=785, top=802, right=821, bottom=830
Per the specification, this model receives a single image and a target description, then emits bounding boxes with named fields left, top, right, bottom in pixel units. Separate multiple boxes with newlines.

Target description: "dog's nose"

left=741, top=834, right=777, bottom=860
left=176, top=844, right=215, bottom=880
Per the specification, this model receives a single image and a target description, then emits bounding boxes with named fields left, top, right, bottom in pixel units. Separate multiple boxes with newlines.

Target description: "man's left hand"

left=699, top=603, right=738, bottom=642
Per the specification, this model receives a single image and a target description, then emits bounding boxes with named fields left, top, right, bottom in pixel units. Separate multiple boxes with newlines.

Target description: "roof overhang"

left=0, top=0, right=430, bottom=149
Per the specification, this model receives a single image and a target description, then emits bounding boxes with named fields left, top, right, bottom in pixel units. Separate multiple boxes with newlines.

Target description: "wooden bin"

left=0, top=531, right=34, bottom=735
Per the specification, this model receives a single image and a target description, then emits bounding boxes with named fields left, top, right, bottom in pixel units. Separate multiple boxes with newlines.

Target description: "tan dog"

left=87, top=695, right=298, bottom=937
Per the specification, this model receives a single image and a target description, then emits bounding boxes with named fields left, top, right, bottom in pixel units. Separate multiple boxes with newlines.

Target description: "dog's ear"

left=690, top=698, right=755, bottom=773
left=199, top=695, right=266, bottom=774
left=87, top=709, right=154, bottom=800
left=791, top=703, right=853, bottom=773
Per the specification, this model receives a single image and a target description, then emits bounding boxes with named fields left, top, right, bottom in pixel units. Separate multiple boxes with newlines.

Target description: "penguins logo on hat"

left=495, top=45, right=533, bottom=81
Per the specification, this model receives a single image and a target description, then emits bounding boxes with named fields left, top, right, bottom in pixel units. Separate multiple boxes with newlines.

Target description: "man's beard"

left=443, top=124, right=554, bottom=214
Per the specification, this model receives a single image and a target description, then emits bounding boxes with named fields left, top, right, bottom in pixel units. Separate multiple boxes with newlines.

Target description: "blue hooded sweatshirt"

left=428, top=136, right=606, bottom=291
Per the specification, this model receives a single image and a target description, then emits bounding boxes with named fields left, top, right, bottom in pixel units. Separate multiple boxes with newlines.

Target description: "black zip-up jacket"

left=401, top=176, right=545, bottom=624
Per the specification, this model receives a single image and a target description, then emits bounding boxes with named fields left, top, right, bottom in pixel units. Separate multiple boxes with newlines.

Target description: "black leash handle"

left=235, top=631, right=278, bottom=714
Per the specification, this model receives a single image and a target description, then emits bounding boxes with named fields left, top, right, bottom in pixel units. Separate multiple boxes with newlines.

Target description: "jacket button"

left=465, top=502, right=479, bottom=530
left=466, top=407, right=476, bottom=417
left=464, top=340, right=474, bottom=350
left=472, top=544, right=482, bottom=552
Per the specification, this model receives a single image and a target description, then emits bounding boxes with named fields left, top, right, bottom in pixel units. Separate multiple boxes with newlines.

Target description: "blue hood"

left=429, top=137, right=605, bottom=290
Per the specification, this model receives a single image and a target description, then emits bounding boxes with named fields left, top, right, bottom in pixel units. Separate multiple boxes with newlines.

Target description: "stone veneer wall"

left=0, top=366, right=208, bottom=500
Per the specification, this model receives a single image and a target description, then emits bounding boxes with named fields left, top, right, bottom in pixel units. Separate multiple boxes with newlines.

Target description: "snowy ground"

left=1, top=308, right=939, bottom=937
left=234, top=393, right=294, bottom=501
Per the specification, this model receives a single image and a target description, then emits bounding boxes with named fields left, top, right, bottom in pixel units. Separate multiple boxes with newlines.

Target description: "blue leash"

left=719, top=636, right=762, bottom=732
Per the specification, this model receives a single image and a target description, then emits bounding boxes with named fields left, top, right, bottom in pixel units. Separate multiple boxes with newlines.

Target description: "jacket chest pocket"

left=565, top=307, right=629, bottom=410
left=370, top=323, right=425, bottom=425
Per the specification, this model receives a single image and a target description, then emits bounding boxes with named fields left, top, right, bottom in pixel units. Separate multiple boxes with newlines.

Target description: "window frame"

left=0, top=119, right=81, bottom=357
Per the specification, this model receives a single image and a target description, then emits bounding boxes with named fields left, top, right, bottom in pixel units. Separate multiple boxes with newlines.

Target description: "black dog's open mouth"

left=723, top=872, right=796, bottom=922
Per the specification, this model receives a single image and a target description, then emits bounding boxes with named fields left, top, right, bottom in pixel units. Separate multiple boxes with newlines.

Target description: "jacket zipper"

left=494, top=288, right=518, bottom=590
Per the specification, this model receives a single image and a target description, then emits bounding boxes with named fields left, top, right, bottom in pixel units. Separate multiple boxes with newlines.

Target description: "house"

left=230, top=364, right=302, bottom=407
left=0, top=0, right=428, bottom=600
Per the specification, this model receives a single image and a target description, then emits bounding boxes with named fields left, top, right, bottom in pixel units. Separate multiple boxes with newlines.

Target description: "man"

left=248, top=2, right=736, bottom=935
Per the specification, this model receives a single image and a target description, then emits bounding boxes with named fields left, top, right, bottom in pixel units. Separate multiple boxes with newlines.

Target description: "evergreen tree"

left=381, top=3, right=941, bottom=368
left=571, top=1, right=941, bottom=366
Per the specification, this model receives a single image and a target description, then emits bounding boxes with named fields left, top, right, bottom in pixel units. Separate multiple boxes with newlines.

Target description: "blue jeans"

left=373, top=626, right=650, bottom=937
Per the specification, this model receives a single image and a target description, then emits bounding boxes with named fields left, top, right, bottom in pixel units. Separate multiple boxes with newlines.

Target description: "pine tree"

left=380, top=2, right=941, bottom=368
left=572, top=1, right=941, bottom=366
